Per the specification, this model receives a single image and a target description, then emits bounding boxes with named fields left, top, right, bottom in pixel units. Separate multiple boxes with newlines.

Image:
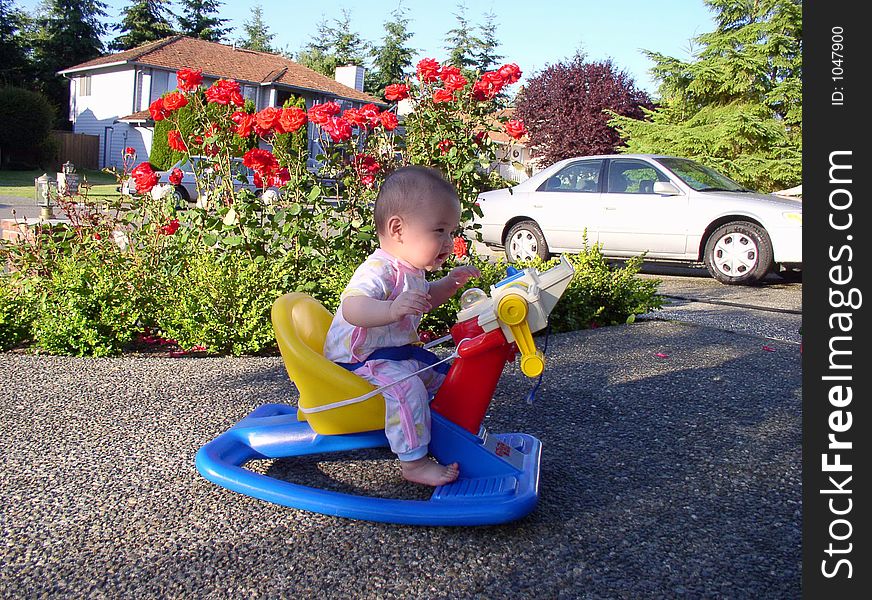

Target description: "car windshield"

left=655, top=157, right=753, bottom=192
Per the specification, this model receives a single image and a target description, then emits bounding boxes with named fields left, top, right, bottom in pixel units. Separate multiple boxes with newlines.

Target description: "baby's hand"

left=389, top=289, right=431, bottom=321
left=449, top=265, right=481, bottom=287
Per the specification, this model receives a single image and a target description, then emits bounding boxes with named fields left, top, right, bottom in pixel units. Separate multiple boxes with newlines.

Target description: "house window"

left=79, top=75, right=92, bottom=97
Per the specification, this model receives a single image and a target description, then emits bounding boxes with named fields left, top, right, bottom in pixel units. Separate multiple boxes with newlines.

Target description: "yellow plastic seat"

left=271, top=292, right=385, bottom=435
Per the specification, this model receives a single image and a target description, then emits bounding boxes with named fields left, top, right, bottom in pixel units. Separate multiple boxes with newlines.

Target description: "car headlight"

left=782, top=211, right=802, bottom=225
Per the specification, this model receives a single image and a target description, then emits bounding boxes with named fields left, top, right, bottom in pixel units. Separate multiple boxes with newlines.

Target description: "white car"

left=475, top=154, right=802, bottom=285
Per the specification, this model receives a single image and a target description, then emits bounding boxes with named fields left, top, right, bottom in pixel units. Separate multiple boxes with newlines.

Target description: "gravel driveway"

left=0, top=320, right=801, bottom=598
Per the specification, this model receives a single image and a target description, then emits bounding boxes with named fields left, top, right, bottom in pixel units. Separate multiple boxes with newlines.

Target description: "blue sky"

left=19, top=0, right=717, bottom=96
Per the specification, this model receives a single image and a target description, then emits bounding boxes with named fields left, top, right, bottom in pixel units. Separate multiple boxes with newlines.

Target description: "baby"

left=324, top=165, right=480, bottom=486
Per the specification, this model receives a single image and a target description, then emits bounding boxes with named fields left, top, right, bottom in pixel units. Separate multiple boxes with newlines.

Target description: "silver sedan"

left=474, top=154, right=802, bottom=285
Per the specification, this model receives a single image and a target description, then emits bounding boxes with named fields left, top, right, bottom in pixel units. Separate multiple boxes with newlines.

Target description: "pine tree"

left=178, top=0, right=230, bottom=42
left=0, top=0, right=30, bottom=85
left=332, top=9, right=368, bottom=66
left=516, top=53, right=653, bottom=166
left=608, top=0, right=802, bottom=192
left=365, top=3, right=414, bottom=98
left=109, top=0, right=175, bottom=51
left=443, top=3, right=480, bottom=72
left=237, top=4, right=274, bottom=53
left=295, top=18, right=332, bottom=75
left=31, top=0, right=108, bottom=127
left=297, top=9, right=368, bottom=77
left=473, top=10, right=502, bottom=73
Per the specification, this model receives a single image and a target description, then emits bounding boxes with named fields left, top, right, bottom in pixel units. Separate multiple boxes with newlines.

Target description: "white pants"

left=354, top=358, right=446, bottom=461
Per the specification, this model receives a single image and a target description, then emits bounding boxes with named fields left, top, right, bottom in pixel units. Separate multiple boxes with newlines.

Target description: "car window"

left=537, top=160, right=602, bottom=193
left=654, top=157, right=750, bottom=191
left=606, top=159, right=669, bottom=194
left=229, top=160, right=252, bottom=179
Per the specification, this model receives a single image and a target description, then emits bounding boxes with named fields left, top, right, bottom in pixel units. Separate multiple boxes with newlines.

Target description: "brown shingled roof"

left=60, top=35, right=381, bottom=105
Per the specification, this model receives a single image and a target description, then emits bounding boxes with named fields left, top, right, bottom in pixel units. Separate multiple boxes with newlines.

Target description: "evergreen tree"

left=365, top=3, right=414, bottom=99
left=109, top=0, right=175, bottom=51
left=332, top=9, right=368, bottom=66
left=608, top=0, right=802, bottom=192
left=0, top=0, right=30, bottom=85
left=31, top=0, right=108, bottom=127
left=178, top=0, right=230, bottom=42
left=297, top=9, right=368, bottom=77
left=473, top=10, right=502, bottom=72
left=443, top=3, right=479, bottom=72
left=237, top=4, right=275, bottom=53
left=295, top=17, right=332, bottom=74
left=516, top=53, right=653, bottom=166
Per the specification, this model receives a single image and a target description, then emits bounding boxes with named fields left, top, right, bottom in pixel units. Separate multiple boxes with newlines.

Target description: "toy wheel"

left=505, top=220, right=550, bottom=262
left=704, top=221, right=773, bottom=285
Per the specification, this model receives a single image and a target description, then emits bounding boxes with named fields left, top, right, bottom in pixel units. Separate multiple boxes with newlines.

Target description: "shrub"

left=0, top=86, right=58, bottom=169
left=550, top=250, right=664, bottom=332
left=0, top=275, right=37, bottom=350
left=30, top=250, right=147, bottom=357
left=156, top=249, right=293, bottom=355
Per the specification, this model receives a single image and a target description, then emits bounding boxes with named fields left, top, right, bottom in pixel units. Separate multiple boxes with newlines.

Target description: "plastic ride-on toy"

left=195, top=256, right=574, bottom=525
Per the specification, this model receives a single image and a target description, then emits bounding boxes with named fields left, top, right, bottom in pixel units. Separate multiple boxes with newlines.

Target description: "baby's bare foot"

left=401, top=457, right=459, bottom=486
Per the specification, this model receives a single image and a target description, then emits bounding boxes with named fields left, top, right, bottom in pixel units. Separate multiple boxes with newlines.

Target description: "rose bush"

left=1, top=57, right=663, bottom=357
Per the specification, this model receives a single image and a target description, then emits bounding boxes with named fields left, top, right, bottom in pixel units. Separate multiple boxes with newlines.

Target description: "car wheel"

left=171, top=185, right=191, bottom=207
left=505, top=221, right=550, bottom=262
left=704, top=221, right=773, bottom=285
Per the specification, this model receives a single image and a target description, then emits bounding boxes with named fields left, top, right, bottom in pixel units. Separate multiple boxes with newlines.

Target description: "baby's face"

left=398, top=195, right=461, bottom=271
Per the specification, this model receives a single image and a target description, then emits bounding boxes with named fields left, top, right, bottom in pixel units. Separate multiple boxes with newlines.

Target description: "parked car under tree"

left=474, top=154, right=802, bottom=285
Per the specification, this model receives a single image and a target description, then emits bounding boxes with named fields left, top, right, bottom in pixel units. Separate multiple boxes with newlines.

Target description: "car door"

left=598, top=158, right=689, bottom=257
left=531, top=159, right=604, bottom=251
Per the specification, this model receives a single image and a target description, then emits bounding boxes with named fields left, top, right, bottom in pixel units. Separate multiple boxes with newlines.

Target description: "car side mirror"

left=653, top=181, right=682, bottom=195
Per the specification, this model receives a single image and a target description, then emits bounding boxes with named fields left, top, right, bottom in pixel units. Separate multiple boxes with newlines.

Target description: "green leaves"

left=608, top=0, right=802, bottom=192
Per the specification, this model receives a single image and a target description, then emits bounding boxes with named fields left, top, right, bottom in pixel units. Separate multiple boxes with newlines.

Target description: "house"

left=58, top=35, right=383, bottom=169
left=486, top=109, right=539, bottom=183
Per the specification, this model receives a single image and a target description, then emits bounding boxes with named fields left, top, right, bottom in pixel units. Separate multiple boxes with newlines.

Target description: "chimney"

left=334, top=65, right=365, bottom=92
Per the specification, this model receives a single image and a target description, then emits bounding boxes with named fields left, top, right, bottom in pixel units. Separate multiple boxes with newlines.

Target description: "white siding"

left=102, top=124, right=153, bottom=172
left=149, top=70, right=172, bottom=103
left=70, top=67, right=136, bottom=168
left=67, top=62, right=338, bottom=169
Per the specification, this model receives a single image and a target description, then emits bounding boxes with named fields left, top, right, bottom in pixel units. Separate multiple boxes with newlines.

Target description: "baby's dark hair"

left=374, top=165, right=459, bottom=234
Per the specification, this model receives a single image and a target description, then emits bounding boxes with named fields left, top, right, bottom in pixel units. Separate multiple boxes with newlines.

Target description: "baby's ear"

left=387, top=215, right=404, bottom=240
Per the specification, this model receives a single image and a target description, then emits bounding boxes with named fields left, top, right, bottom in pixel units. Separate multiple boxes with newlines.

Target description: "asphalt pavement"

left=0, top=318, right=801, bottom=598
left=0, top=194, right=41, bottom=221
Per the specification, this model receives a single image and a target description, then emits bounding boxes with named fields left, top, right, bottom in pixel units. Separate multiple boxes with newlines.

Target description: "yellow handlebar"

left=496, top=293, right=545, bottom=378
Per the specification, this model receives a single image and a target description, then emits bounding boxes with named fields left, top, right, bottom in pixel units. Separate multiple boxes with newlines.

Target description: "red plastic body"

left=430, top=317, right=516, bottom=434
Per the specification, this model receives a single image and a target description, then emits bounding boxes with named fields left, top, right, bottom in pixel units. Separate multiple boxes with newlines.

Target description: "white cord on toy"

left=297, top=338, right=472, bottom=415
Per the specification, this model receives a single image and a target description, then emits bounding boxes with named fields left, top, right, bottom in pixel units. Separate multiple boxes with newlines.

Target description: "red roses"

left=130, top=162, right=159, bottom=194
left=159, top=218, right=180, bottom=236
left=162, top=91, right=188, bottom=112
left=149, top=98, right=171, bottom=121
left=176, top=68, right=203, bottom=92
left=278, top=106, right=307, bottom=133
left=168, top=168, right=183, bottom=186
left=307, top=101, right=341, bottom=125
left=167, top=129, right=187, bottom=152
left=205, top=79, right=244, bottom=107
left=416, top=58, right=442, bottom=83
left=504, top=119, right=527, bottom=140
left=384, top=83, right=409, bottom=101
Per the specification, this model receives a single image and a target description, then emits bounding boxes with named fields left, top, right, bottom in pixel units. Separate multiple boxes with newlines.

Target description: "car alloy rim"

left=509, top=229, right=538, bottom=261
left=712, top=232, right=759, bottom=277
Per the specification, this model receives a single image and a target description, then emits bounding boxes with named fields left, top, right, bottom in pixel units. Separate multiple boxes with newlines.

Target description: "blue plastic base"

left=195, top=404, right=542, bottom=526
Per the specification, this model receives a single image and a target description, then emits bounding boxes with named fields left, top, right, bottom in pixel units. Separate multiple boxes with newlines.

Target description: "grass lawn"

left=0, top=168, right=121, bottom=201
